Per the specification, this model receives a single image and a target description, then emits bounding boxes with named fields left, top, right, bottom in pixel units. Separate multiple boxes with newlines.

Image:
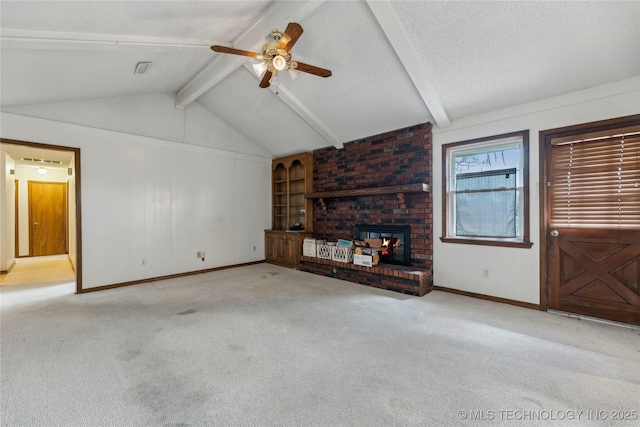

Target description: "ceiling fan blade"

left=211, top=45, right=260, bottom=58
left=295, top=62, right=332, bottom=78
left=259, top=70, right=272, bottom=88
left=278, top=23, right=303, bottom=52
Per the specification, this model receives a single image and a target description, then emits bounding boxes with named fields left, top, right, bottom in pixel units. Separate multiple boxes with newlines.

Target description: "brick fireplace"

left=299, top=123, right=433, bottom=296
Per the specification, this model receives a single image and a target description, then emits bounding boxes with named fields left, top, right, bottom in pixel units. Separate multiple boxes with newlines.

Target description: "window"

left=441, top=130, right=532, bottom=248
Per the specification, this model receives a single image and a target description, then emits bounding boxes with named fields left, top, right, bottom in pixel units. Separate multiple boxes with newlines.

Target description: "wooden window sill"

left=440, top=237, right=533, bottom=249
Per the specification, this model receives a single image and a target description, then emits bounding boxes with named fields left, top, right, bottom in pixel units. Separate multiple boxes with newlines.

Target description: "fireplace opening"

left=355, top=225, right=411, bottom=266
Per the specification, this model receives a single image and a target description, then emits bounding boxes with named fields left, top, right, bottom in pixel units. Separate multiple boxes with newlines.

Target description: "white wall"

left=0, top=103, right=272, bottom=289
left=2, top=93, right=274, bottom=159
left=432, top=76, right=640, bottom=305
left=0, top=152, right=16, bottom=271
left=67, top=155, right=77, bottom=272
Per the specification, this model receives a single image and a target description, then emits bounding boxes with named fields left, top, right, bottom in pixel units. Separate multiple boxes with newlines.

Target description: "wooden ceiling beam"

left=366, top=0, right=451, bottom=128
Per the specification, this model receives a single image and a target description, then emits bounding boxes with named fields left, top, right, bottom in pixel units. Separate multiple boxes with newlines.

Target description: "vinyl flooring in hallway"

left=0, top=255, right=76, bottom=309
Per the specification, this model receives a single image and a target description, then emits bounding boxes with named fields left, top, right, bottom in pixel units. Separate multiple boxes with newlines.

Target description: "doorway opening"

left=1, top=139, right=82, bottom=293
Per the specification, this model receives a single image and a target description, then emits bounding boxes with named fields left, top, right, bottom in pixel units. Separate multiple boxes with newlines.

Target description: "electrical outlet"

left=253, top=246, right=256, bottom=251
left=482, top=268, right=489, bottom=278
left=141, top=258, right=146, bottom=266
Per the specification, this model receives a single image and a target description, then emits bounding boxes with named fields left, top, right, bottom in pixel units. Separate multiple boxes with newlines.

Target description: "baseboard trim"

left=68, top=255, right=76, bottom=273
left=79, top=260, right=265, bottom=293
left=432, top=285, right=540, bottom=310
left=0, top=260, right=17, bottom=274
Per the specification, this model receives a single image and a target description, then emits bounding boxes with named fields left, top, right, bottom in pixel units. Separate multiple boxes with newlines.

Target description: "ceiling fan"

left=211, top=22, right=332, bottom=89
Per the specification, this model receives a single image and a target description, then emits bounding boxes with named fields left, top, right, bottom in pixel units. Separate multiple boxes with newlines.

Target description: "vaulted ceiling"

left=2, top=1, right=639, bottom=158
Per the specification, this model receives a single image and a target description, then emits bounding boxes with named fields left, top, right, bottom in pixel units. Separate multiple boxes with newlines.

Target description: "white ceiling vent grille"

left=134, top=62, right=152, bottom=74
left=21, top=157, right=63, bottom=164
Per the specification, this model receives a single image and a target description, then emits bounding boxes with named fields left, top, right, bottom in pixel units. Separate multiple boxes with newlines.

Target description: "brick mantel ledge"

left=305, top=183, right=429, bottom=210
left=305, top=183, right=429, bottom=199
left=299, top=256, right=433, bottom=296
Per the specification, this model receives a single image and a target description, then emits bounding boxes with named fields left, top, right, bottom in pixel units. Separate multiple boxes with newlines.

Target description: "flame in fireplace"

left=382, top=238, right=400, bottom=248
left=381, top=237, right=401, bottom=257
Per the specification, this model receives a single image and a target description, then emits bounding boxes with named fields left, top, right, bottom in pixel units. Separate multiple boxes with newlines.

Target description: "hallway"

left=0, top=255, right=76, bottom=309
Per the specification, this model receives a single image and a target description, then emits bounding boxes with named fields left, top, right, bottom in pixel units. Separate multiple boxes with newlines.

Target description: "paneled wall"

left=0, top=152, right=16, bottom=271
left=1, top=110, right=271, bottom=290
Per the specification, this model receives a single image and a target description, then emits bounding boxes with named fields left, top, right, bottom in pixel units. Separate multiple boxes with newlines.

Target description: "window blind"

left=549, top=132, right=640, bottom=229
left=455, top=168, right=517, bottom=237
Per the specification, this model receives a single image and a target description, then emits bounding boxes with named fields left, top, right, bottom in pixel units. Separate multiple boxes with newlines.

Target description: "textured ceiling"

left=394, top=0, right=640, bottom=119
left=0, top=1, right=269, bottom=43
left=1, top=48, right=212, bottom=106
left=1, top=1, right=639, bottom=158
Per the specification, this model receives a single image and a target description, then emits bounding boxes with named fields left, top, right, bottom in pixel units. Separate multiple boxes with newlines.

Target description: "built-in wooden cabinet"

left=271, top=152, right=313, bottom=231
left=266, top=152, right=313, bottom=268
left=265, top=230, right=311, bottom=268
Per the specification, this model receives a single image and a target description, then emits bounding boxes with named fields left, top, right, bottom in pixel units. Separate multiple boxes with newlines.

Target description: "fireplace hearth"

left=355, top=224, right=411, bottom=266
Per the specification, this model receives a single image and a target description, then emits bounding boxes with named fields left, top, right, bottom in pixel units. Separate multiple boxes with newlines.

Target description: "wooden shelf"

left=270, top=152, right=313, bottom=232
left=267, top=153, right=314, bottom=270
left=306, top=183, right=429, bottom=211
left=306, top=183, right=429, bottom=199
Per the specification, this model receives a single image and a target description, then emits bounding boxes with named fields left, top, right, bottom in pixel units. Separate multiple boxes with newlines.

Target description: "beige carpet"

left=1, top=260, right=638, bottom=426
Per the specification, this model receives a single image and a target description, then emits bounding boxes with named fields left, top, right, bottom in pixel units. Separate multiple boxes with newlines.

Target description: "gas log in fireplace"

left=355, top=224, right=411, bottom=266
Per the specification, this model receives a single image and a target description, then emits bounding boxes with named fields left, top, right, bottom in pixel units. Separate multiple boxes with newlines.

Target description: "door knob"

left=549, top=230, right=559, bottom=237
left=33, top=222, right=39, bottom=226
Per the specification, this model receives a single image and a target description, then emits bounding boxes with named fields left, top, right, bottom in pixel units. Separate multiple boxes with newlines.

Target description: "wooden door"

left=274, top=233, right=287, bottom=265
left=29, top=181, right=67, bottom=256
left=548, top=229, right=640, bottom=325
left=265, top=232, right=275, bottom=262
left=543, top=117, right=640, bottom=325
left=285, top=234, right=299, bottom=266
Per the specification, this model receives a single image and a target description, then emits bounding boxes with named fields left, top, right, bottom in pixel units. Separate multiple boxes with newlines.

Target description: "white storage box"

left=353, top=253, right=380, bottom=267
left=331, top=246, right=354, bottom=263
left=317, top=243, right=334, bottom=260
left=303, top=238, right=317, bottom=257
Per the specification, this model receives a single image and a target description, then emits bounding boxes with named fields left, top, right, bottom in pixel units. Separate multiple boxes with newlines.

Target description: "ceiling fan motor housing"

left=270, top=29, right=283, bottom=41
left=262, top=41, right=292, bottom=72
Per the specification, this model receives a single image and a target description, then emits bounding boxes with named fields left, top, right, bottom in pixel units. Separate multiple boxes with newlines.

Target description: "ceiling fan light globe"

left=272, top=55, right=287, bottom=71
left=287, top=68, right=300, bottom=80
left=269, top=72, right=280, bottom=86
left=252, top=61, right=268, bottom=78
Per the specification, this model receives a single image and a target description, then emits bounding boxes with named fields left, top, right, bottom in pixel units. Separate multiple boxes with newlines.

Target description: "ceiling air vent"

left=21, top=158, right=63, bottom=164
left=134, top=62, right=152, bottom=74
